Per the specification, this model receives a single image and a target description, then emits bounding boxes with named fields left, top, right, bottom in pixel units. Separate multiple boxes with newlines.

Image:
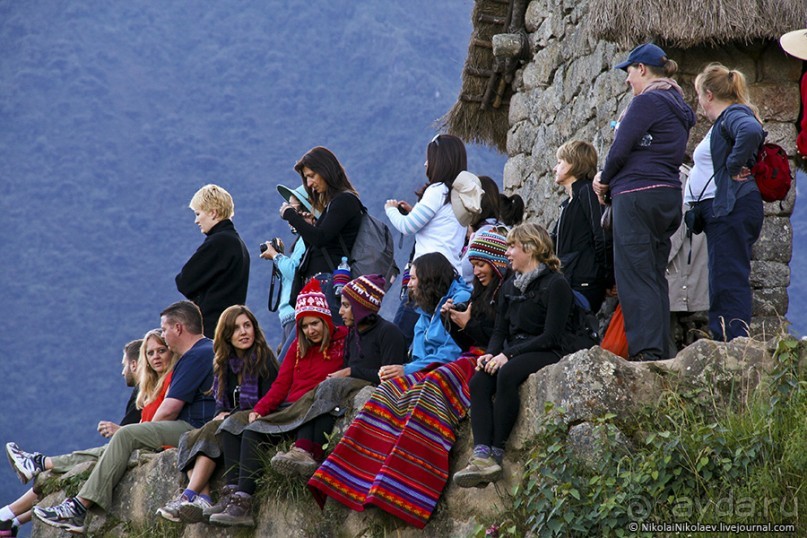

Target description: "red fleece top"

left=253, top=326, right=348, bottom=417
left=140, top=371, right=173, bottom=423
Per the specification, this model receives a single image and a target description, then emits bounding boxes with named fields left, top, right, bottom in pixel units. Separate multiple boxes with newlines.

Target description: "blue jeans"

left=702, top=191, right=763, bottom=340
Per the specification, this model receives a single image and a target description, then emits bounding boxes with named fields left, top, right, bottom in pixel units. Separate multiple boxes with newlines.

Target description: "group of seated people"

left=0, top=42, right=778, bottom=534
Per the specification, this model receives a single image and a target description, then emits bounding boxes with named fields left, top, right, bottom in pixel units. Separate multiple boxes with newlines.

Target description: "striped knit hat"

left=467, top=231, right=509, bottom=279
left=342, top=274, right=386, bottom=324
left=295, top=278, right=333, bottom=330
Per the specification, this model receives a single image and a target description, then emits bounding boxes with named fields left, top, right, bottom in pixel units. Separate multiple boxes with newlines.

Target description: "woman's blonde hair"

left=136, top=329, right=179, bottom=409
left=189, top=184, right=235, bottom=220
left=695, top=63, right=761, bottom=121
left=507, top=222, right=561, bottom=271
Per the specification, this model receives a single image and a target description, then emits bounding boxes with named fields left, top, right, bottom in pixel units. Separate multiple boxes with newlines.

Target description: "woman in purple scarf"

left=157, top=305, right=279, bottom=523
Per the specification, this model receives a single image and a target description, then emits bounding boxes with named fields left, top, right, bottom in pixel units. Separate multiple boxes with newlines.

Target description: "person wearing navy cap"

left=593, top=43, right=696, bottom=361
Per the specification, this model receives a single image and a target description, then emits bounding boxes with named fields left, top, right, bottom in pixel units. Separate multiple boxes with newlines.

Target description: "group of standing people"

left=0, top=40, right=778, bottom=535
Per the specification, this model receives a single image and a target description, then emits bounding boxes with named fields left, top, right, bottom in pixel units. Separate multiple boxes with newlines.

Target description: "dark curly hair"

left=410, top=252, right=457, bottom=315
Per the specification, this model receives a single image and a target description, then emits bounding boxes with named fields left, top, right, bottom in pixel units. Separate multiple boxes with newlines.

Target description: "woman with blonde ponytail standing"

left=693, top=63, right=765, bottom=341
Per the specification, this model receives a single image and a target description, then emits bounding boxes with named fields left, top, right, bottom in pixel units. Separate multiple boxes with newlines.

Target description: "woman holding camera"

left=454, top=223, right=587, bottom=488
left=384, top=134, right=469, bottom=345
left=692, top=63, right=765, bottom=341
left=281, top=146, right=363, bottom=320
left=262, top=184, right=319, bottom=362
left=157, top=305, right=278, bottom=523
left=310, top=245, right=505, bottom=528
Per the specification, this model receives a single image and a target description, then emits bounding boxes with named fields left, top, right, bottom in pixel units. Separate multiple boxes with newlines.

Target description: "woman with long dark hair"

left=385, top=134, right=469, bottom=344
left=157, top=305, right=278, bottom=523
left=281, top=146, right=363, bottom=318
left=309, top=245, right=499, bottom=528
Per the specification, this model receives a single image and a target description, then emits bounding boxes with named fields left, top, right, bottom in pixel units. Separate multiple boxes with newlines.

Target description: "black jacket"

left=551, top=180, right=613, bottom=300
left=176, top=219, right=250, bottom=338
left=487, top=270, right=576, bottom=358
left=345, top=317, right=407, bottom=384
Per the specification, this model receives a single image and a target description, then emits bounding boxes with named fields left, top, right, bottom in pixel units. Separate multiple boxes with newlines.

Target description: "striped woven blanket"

left=308, top=356, right=478, bottom=528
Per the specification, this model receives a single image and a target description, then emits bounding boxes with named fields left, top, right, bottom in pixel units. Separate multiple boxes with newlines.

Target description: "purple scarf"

left=212, top=354, right=261, bottom=411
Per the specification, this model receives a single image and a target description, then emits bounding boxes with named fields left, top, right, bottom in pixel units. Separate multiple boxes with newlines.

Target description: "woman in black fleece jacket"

left=280, top=147, right=363, bottom=319
left=454, top=223, right=584, bottom=488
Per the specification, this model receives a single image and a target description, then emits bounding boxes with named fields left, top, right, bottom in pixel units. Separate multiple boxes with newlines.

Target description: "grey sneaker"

left=156, top=493, right=189, bottom=522
left=452, top=456, right=503, bottom=488
left=178, top=495, right=212, bottom=524
left=5, top=442, right=44, bottom=484
left=270, top=446, right=318, bottom=478
left=33, top=497, right=86, bottom=534
left=202, top=484, right=238, bottom=519
left=208, top=493, right=254, bottom=527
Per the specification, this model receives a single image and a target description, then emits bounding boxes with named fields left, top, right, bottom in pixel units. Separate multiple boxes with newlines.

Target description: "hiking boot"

left=270, top=446, right=318, bottom=478
left=452, top=456, right=502, bottom=488
left=5, top=442, right=44, bottom=484
left=208, top=493, right=254, bottom=527
left=178, top=494, right=213, bottom=524
left=33, top=497, right=86, bottom=535
left=202, top=484, right=238, bottom=519
left=156, top=493, right=189, bottom=522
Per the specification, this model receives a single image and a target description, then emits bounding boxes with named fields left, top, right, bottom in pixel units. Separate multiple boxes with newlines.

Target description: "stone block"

left=764, top=121, right=798, bottom=156
left=751, top=83, right=800, bottom=123
left=507, top=119, right=539, bottom=155
left=523, top=41, right=562, bottom=90
left=503, top=153, right=534, bottom=190
left=761, top=46, right=803, bottom=82
left=753, top=286, right=789, bottom=318
left=752, top=216, right=792, bottom=263
left=525, top=0, right=547, bottom=33
left=750, top=260, right=790, bottom=288
left=508, top=89, right=530, bottom=124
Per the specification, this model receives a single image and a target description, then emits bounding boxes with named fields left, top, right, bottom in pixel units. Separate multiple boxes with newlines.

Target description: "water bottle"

left=333, top=256, right=351, bottom=296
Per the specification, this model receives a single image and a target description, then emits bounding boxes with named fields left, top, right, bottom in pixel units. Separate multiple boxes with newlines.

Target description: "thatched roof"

left=589, top=0, right=807, bottom=48
left=441, top=0, right=516, bottom=152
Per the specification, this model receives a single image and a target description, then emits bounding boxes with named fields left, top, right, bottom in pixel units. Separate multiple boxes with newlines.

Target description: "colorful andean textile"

left=308, top=355, right=479, bottom=528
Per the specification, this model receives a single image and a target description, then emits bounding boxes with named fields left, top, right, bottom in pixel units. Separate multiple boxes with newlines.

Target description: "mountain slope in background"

left=0, top=1, right=507, bottom=509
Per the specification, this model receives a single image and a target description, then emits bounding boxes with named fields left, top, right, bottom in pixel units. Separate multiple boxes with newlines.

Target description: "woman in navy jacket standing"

left=694, top=63, right=765, bottom=340
left=593, top=43, right=695, bottom=360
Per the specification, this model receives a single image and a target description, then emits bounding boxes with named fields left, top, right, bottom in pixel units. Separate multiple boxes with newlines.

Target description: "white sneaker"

left=178, top=495, right=213, bottom=523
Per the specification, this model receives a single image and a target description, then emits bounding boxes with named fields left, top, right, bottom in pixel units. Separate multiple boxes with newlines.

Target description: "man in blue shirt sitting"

left=33, top=301, right=215, bottom=534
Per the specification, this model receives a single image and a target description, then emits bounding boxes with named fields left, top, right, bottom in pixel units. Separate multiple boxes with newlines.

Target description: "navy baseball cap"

left=615, top=43, right=668, bottom=71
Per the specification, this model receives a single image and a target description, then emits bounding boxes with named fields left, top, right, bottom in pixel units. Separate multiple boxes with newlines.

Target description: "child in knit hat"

left=327, top=274, right=407, bottom=384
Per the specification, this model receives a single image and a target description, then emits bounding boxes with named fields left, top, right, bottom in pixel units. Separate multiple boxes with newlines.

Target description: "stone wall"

left=504, top=0, right=800, bottom=331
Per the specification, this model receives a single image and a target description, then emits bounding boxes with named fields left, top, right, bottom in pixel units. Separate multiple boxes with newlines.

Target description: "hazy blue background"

left=1, top=0, right=804, bottom=521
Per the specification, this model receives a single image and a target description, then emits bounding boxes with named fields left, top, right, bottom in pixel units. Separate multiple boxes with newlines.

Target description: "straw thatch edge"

left=589, top=0, right=807, bottom=48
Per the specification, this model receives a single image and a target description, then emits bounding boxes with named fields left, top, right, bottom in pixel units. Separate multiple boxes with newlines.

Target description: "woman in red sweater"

left=209, top=279, right=348, bottom=527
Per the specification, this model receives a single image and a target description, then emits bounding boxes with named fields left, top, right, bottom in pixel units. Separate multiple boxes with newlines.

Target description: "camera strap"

left=267, top=261, right=282, bottom=312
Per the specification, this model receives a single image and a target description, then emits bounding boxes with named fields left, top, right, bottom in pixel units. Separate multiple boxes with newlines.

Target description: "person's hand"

left=97, top=421, right=120, bottom=439
left=593, top=172, right=609, bottom=204
left=379, top=364, right=405, bottom=382
left=440, top=298, right=454, bottom=315
left=260, top=241, right=279, bottom=260
left=248, top=411, right=260, bottom=423
left=475, top=354, right=493, bottom=371
left=214, top=411, right=230, bottom=421
left=732, top=166, right=752, bottom=181
left=385, top=199, right=400, bottom=209
left=481, top=353, right=508, bottom=375
left=449, top=303, right=472, bottom=329
left=397, top=201, right=413, bottom=213
left=606, top=285, right=618, bottom=298
left=327, top=367, right=351, bottom=379
left=300, top=211, right=316, bottom=225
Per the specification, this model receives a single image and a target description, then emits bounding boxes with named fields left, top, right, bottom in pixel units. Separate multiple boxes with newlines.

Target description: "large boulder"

left=32, top=339, right=773, bottom=537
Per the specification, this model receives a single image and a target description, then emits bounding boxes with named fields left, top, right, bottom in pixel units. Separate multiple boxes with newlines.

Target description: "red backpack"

left=752, top=142, right=792, bottom=202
